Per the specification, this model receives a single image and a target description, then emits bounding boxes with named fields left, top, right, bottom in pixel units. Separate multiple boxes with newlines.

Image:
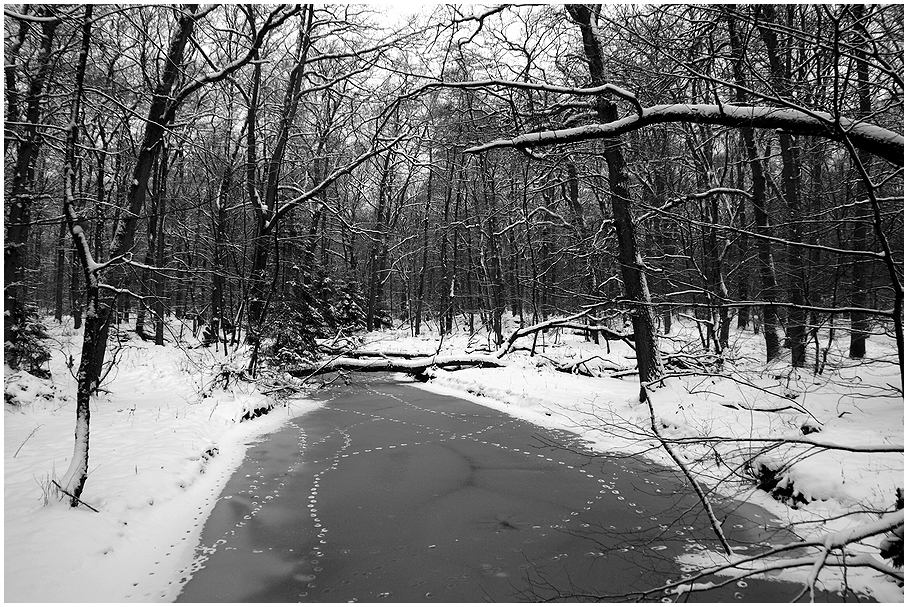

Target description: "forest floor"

left=3, top=316, right=903, bottom=602
left=4, top=320, right=321, bottom=601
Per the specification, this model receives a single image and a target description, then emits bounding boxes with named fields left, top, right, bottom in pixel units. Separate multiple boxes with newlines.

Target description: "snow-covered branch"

left=466, top=104, right=904, bottom=166
left=650, top=206, right=887, bottom=258
left=268, top=134, right=408, bottom=231
left=171, top=5, right=301, bottom=109
left=3, top=8, right=62, bottom=23
left=643, top=385, right=733, bottom=554
left=667, top=434, right=903, bottom=453
left=496, top=311, right=585, bottom=352
left=638, top=187, right=752, bottom=223
left=601, top=509, right=905, bottom=602
left=410, top=79, right=642, bottom=114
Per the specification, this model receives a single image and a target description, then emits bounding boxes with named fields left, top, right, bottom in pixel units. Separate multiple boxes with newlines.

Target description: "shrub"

left=263, top=269, right=367, bottom=366
left=4, top=306, right=51, bottom=378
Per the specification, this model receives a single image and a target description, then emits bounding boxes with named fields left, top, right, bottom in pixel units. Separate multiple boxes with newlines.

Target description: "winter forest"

left=4, top=3, right=905, bottom=603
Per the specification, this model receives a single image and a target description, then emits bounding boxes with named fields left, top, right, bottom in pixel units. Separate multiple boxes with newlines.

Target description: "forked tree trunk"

left=56, top=5, right=94, bottom=505
left=60, top=6, right=195, bottom=504
left=246, top=6, right=314, bottom=343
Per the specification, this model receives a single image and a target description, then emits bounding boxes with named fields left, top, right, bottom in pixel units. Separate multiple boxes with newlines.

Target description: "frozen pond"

left=176, top=376, right=846, bottom=602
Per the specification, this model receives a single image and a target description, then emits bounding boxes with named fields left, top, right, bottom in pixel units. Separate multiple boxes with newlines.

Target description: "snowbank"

left=4, top=319, right=320, bottom=602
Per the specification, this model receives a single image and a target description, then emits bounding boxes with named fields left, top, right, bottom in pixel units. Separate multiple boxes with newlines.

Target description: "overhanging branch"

left=466, top=104, right=904, bottom=166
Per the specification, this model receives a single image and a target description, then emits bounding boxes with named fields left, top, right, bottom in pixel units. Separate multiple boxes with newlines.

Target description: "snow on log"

left=316, top=348, right=437, bottom=359
left=288, top=354, right=506, bottom=378
left=466, top=104, right=904, bottom=166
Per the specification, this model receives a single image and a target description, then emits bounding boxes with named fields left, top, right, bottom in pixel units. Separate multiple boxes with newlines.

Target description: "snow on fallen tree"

left=296, top=311, right=634, bottom=380
left=287, top=353, right=507, bottom=378
left=317, top=348, right=437, bottom=359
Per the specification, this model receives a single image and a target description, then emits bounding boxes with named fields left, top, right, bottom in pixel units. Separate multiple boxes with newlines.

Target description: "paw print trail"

left=176, top=375, right=813, bottom=603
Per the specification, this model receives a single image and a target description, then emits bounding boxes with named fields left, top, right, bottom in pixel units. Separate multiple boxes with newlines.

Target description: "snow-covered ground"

left=4, top=319, right=320, bottom=602
left=4, top=315, right=903, bottom=602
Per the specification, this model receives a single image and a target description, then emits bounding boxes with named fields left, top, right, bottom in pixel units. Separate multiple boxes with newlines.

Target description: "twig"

left=14, top=424, right=42, bottom=458
left=642, top=384, right=733, bottom=555
left=51, top=480, right=99, bottom=512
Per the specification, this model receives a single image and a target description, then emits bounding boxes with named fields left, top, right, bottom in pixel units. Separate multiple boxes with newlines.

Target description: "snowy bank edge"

left=148, top=399, right=324, bottom=603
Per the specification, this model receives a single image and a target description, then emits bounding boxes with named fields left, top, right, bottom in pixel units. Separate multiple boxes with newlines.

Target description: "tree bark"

left=758, top=5, right=808, bottom=367
left=60, top=5, right=196, bottom=504
left=208, top=163, right=231, bottom=347
left=134, top=156, right=161, bottom=338
left=567, top=4, right=664, bottom=383
left=54, top=218, right=67, bottom=323
left=848, top=5, right=872, bottom=359
left=247, top=7, right=314, bottom=340
left=726, top=10, right=782, bottom=361
left=367, top=152, right=393, bottom=331
left=4, top=9, right=58, bottom=348
left=414, top=148, right=434, bottom=335
left=153, top=149, right=169, bottom=346
left=70, top=245, right=82, bottom=329
left=57, top=5, right=94, bottom=505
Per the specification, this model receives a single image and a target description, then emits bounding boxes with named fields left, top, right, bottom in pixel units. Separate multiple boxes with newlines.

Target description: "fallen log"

left=316, top=348, right=437, bottom=359
left=555, top=354, right=627, bottom=377
left=288, top=354, right=506, bottom=379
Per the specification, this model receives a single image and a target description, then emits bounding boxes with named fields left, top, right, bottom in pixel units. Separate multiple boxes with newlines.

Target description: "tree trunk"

left=567, top=5, right=664, bottom=383
left=4, top=10, right=58, bottom=348
left=54, top=218, right=67, bottom=322
left=134, top=157, right=160, bottom=337
left=61, top=6, right=195, bottom=504
left=733, top=163, right=750, bottom=329
left=849, top=5, right=872, bottom=359
left=208, top=166, right=230, bottom=347
left=726, top=10, right=782, bottom=361
left=438, top=151, right=457, bottom=335
left=56, top=5, right=93, bottom=505
left=153, top=150, right=169, bottom=346
left=687, top=130, right=730, bottom=352
left=414, top=149, right=434, bottom=335
left=367, top=152, right=393, bottom=330
left=478, top=157, right=505, bottom=346
left=758, top=5, right=808, bottom=367
left=70, top=246, right=82, bottom=329
left=247, top=7, right=315, bottom=343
